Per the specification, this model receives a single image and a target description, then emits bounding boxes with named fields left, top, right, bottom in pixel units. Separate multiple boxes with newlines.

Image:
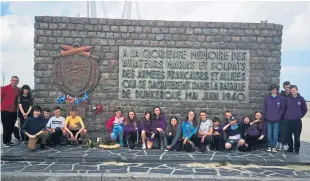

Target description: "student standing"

left=16, top=85, right=33, bottom=147
left=164, top=117, right=182, bottom=151
left=22, top=106, right=48, bottom=151
left=139, top=111, right=155, bottom=150
left=182, top=111, right=199, bottom=152
left=152, top=107, right=166, bottom=149
left=283, top=85, right=307, bottom=153
left=44, top=106, right=65, bottom=146
left=124, top=111, right=139, bottom=149
left=106, top=108, right=125, bottom=147
left=197, top=111, right=213, bottom=153
left=264, top=84, right=284, bottom=152
left=1, top=76, right=20, bottom=147
left=277, top=81, right=291, bottom=151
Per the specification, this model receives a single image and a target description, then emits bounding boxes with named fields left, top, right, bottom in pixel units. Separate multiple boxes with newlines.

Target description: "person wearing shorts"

left=223, top=115, right=245, bottom=150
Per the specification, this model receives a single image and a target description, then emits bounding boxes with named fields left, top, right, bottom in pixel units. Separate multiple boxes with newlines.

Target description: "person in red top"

left=1, top=76, right=20, bottom=147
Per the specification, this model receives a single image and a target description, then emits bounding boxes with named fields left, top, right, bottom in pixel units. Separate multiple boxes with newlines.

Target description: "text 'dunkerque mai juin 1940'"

left=118, top=46, right=250, bottom=103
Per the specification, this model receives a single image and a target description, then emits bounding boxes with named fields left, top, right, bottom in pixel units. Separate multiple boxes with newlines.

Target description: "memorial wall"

left=33, top=16, right=283, bottom=133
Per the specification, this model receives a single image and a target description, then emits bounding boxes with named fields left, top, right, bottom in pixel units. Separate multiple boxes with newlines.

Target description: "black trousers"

left=183, top=135, right=198, bottom=152
left=245, top=136, right=259, bottom=151
left=198, top=136, right=211, bottom=152
left=166, top=135, right=182, bottom=151
left=211, top=135, right=222, bottom=150
left=126, top=131, right=138, bottom=149
left=47, top=127, right=63, bottom=145
left=1, top=111, right=17, bottom=144
left=285, top=120, right=302, bottom=151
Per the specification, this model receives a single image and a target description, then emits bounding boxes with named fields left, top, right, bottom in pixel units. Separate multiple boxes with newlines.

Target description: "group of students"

left=1, top=76, right=308, bottom=154
left=106, top=82, right=307, bottom=153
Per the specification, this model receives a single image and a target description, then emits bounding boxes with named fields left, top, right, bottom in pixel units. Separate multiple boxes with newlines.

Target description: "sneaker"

left=282, top=145, right=289, bottom=151
left=267, top=147, right=272, bottom=152
left=20, top=141, right=26, bottom=147
left=142, top=144, right=146, bottom=150
left=276, top=143, right=282, bottom=151
left=272, top=148, right=277, bottom=153
left=4, top=143, right=10, bottom=148
left=9, top=142, right=15, bottom=146
left=206, top=144, right=211, bottom=152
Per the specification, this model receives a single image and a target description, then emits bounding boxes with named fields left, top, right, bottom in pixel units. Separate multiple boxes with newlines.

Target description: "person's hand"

left=151, top=133, right=155, bottom=139
left=201, top=136, right=205, bottom=143
left=258, top=135, right=264, bottom=140
left=75, top=134, right=79, bottom=141
left=214, top=132, right=220, bottom=136
left=157, top=128, right=163, bottom=132
left=183, top=139, right=187, bottom=145
left=51, top=129, right=55, bottom=133
left=167, top=146, right=172, bottom=150
left=169, top=132, right=172, bottom=136
left=70, top=133, right=75, bottom=141
left=29, top=135, right=36, bottom=139
left=23, top=114, right=27, bottom=119
left=206, top=132, right=212, bottom=136
left=135, top=127, right=138, bottom=130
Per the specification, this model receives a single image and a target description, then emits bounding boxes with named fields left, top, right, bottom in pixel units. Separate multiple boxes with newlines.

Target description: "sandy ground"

left=1, top=102, right=310, bottom=142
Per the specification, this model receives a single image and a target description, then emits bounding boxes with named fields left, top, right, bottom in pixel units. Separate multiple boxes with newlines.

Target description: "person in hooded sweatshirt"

left=264, top=84, right=285, bottom=153
left=124, top=111, right=139, bottom=149
left=105, top=108, right=125, bottom=147
left=164, top=116, right=182, bottom=151
left=283, top=85, right=307, bottom=153
left=152, top=107, right=167, bottom=149
left=139, top=111, right=155, bottom=150
left=277, top=81, right=291, bottom=151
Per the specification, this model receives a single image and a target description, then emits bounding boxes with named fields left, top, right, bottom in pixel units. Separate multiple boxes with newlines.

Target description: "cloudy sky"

left=1, top=1, right=310, bottom=100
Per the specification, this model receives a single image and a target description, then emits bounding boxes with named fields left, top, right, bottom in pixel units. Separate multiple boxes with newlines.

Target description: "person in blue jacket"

left=264, top=84, right=285, bottom=153
left=182, top=111, right=199, bottom=152
left=283, top=85, right=307, bottom=153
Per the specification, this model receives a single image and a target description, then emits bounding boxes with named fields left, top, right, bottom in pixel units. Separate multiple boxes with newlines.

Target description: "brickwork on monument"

left=33, top=16, right=283, bottom=133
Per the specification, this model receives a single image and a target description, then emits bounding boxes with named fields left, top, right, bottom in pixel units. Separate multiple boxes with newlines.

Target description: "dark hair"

left=33, top=105, right=41, bottom=112
left=125, top=110, right=137, bottom=127
left=115, top=107, right=122, bottom=113
left=152, top=107, right=163, bottom=118
left=269, top=83, right=279, bottom=91
left=11, top=76, right=19, bottom=79
left=243, top=116, right=251, bottom=122
left=212, top=117, right=220, bottom=123
left=54, top=106, right=61, bottom=111
left=290, top=85, right=298, bottom=90
left=43, top=108, right=51, bottom=113
left=185, top=110, right=198, bottom=127
left=200, top=110, right=207, bottom=115
left=224, top=110, right=231, bottom=114
left=167, top=116, right=179, bottom=136
left=144, top=111, right=152, bottom=121
left=283, top=81, right=290, bottom=87
left=19, top=84, right=32, bottom=98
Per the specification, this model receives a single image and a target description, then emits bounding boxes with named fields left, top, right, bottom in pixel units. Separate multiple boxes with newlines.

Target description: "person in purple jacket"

left=152, top=107, right=166, bottom=149
left=139, top=111, right=155, bottom=150
left=124, top=111, right=139, bottom=149
left=264, top=84, right=285, bottom=153
left=283, top=85, right=307, bottom=153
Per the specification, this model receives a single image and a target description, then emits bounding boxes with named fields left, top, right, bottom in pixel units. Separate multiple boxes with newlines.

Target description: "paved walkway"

left=1, top=141, right=310, bottom=166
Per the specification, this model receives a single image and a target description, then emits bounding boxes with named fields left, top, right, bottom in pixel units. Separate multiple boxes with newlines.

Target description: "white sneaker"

left=142, top=144, right=146, bottom=150
left=272, top=148, right=277, bottom=153
left=20, top=141, right=26, bottom=147
left=276, top=143, right=282, bottom=151
left=267, top=147, right=272, bottom=152
left=282, top=145, right=288, bottom=151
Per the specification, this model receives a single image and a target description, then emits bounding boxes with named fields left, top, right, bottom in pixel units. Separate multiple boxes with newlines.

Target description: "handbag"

left=246, top=125, right=260, bottom=137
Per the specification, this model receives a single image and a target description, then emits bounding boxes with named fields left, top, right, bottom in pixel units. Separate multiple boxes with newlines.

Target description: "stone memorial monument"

left=33, top=16, right=283, bottom=135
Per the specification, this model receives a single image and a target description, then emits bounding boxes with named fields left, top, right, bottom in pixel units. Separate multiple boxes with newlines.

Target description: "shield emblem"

left=53, top=44, right=99, bottom=97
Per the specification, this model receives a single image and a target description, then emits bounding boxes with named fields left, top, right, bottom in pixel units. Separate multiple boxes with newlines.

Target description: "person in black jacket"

left=164, top=117, right=182, bottom=151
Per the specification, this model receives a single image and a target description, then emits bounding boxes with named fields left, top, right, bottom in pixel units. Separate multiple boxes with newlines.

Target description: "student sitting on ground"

left=44, top=106, right=65, bottom=146
left=42, top=108, right=51, bottom=125
left=22, top=106, right=48, bottom=151
left=197, top=110, right=213, bottom=153
left=182, top=111, right=199, bottom=152
left=211, top=117, right=223, bottom=151
left=223, top=115, right=246, bottom=151
left=139, top=111, right=155, bottom=150
left=106, top=108, right=125, bottom=147
left=63, top=107, right=88, bottom=145
left=124, top=111, right=139, bottom=149
left=152, top=107, right=167, bottom=149
left=164, top=116, right=182, bottom=151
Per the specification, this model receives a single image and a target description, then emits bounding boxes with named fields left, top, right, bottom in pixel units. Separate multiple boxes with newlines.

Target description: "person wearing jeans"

left=264, top=84, right=284, bottom=152
left=283, top=85, right=307, bottom=153
left=106, top=108, right=125, bottom=147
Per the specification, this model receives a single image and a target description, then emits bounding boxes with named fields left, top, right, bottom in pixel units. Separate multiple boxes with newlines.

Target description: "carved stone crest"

left=53, top=43, right=99, bottom=97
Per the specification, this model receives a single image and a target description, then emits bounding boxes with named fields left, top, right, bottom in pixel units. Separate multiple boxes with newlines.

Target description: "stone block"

left=160, top=27, right=169, bottom=33
left=45, top=30, right=53, bottom=36
left=114, top=33, right=121, bottom=39
left=193, top=28, right=202, bottom=34
left=85, top=25, right=94, bottom=31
